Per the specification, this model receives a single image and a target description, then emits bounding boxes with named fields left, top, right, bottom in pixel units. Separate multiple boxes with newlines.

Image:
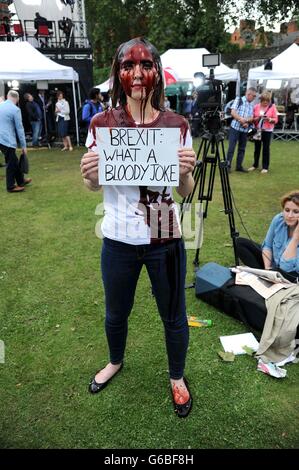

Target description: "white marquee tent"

left=0, top=41, right=80, bottom=144
left=248, top=43, right=299, bottom=83
left=160, top=48, right=240, bottom=84
left=96, top=79, right=110, bottom=93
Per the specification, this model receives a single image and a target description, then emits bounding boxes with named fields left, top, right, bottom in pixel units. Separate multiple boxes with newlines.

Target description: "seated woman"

left=236, top=190, right=299, bottom=283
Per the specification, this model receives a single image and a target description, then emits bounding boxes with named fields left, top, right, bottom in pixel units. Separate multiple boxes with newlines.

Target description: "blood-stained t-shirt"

left=86, top=106, right=192, bottom=245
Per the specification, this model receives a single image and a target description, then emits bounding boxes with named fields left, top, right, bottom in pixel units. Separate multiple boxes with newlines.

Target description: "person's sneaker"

left=236, top=167, right=248, bottom=173
left=22, top=178, right=32, bottom=185
left=8, top=186, right=25, bottom=193
left=248, top=166, right=257, bottom=172
left=261, top=169, right=268, bottom=174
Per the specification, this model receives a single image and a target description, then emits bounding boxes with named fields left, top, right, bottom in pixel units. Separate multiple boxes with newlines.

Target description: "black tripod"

left=181, top=117, right=239, bottom=271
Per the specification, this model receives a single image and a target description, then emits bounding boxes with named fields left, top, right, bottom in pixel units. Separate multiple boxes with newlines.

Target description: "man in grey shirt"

left=0, top=90, right=31, bottom=192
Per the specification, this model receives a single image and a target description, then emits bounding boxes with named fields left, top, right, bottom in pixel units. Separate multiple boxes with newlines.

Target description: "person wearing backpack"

left=226, top=87, right=257, bottom=173
left=81, top=88, right=104, bottom=130
left=247, top=91, right=278, bottom=174
left=224, top=98, right=240, bottom=127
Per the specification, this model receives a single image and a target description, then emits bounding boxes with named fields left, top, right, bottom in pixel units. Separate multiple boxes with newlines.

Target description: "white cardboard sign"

left=96, top=127, right=180, bottom=186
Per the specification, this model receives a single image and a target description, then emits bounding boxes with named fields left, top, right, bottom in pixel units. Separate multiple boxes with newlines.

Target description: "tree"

left=225, top=0, right=299, bottom=26
left=84, top=0, right=299, bottom=84
left=146, top=0, right=186, bottom=52
left=181, top=0, right=229, bottom=51
left=85, top=0, right=150, bottom=71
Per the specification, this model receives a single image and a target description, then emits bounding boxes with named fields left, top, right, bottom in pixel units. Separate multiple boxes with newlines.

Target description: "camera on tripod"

left=193, top=53, right=224, bottom=134
left=181, top=53, right=239, bottom=269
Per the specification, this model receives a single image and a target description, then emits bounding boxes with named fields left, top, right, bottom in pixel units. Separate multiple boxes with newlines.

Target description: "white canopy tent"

left=96, top=79, right=110, bottom=93
left=160, top=48, right=240, bottom=84
left=248, top=44, right=299, bottom=83
left=0, top=41, right=80, bottom=145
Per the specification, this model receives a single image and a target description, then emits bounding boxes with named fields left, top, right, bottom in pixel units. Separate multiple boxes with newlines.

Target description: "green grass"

left=0, top=140, right=298, bottom=449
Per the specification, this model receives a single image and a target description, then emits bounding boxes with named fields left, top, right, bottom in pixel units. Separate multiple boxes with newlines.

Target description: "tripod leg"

left=193, top=202, right=204, bottom=268
left=182, top=134, right=217, bottom=268
left=216, top=139, right=239, bottom=266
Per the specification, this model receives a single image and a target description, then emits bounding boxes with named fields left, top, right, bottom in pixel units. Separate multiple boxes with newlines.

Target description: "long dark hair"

left=110, top=37, right=164, bottom=110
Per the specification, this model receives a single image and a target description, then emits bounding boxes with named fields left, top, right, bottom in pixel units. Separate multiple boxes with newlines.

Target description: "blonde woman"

left=248, top=91, right=278, bottom=173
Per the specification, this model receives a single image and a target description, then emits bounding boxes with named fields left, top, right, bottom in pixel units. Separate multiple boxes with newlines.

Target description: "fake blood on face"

left=119, top=44, right=158, bottom=101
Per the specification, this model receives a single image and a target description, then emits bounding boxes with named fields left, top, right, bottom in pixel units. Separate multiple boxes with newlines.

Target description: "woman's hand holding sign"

left=178, top=147, right=196, bottom=176
left=177, top=147, right=196, bottom=198
left=80, top=151, right=101, bottom=190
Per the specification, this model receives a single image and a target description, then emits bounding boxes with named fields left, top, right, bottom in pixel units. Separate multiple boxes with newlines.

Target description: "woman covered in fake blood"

left=80, top=37, right=196, bottom=418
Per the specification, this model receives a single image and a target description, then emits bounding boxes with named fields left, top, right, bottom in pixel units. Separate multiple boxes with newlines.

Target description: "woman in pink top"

left=248, top=91, right=278, bottom=174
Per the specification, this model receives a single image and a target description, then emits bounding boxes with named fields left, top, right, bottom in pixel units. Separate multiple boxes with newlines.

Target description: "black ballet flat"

left=88, top=363, right=124, bottom=394
left=171, top=377, right=192, bottom=418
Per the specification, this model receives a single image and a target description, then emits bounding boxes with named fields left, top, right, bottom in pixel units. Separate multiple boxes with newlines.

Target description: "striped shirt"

left=231, top=96, right=254, bottom=133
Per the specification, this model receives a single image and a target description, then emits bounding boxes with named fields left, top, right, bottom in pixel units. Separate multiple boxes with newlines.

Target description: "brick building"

left=230, top=18, right=299, bottom=49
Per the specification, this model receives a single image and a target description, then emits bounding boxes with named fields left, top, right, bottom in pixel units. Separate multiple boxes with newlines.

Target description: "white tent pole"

left=72, top=80, right=79, bottom=146
left=236, top=71, right=241, bottom=96
left=77, top=81, right=82, bottom=107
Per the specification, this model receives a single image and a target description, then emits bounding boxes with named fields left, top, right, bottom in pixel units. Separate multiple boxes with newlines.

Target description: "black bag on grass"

left=195, top=262, right=299, bottom=338
left=19, top=151, right=29, bottom=174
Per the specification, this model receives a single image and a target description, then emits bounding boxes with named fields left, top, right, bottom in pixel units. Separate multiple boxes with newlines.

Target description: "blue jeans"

left=31, top=120, right=42, bottom=146
left=226, top=127, right=248, bottom=169
left=101, top=237, right=189, bottom=379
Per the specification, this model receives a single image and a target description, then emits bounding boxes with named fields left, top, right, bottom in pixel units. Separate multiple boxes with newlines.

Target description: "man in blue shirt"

left=0, top=90, right=31, bottom=193
left=24, top=93, right=43, bottom=147
left=81, top=88, right=104, bottom=131
left=226, top=87, right=257, bottom=172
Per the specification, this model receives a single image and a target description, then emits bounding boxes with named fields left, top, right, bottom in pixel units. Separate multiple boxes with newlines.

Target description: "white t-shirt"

left=56, top=99, right=70, bottom=121
left=86, top=107, right=192, bottom=245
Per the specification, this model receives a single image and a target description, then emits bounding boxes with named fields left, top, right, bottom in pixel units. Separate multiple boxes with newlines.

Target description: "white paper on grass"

left=96, top=127, right=180, bottom=186
left=219, top=333, right=259, bottom=355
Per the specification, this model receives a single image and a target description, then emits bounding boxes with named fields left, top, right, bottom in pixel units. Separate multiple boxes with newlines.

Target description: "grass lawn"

left=0, top=139, right=298, bottom=449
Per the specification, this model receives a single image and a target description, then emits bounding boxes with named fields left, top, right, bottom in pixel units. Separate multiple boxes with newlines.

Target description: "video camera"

left=194, top=53, right=224, bottom=134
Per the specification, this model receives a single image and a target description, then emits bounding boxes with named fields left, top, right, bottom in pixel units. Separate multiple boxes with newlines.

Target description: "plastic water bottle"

left=187, top=316, right=212, bottom=327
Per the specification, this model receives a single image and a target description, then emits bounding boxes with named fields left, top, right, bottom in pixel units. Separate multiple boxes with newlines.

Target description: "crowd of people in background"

left=0, top=86, right=109, bottom=191
left=0, top=84, right=111, bottom=195
left=0, top=86, right=109, bottom=149
left=0, top=81, right=297, bottom=196
left=171, top=87, right=294, bottom=175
